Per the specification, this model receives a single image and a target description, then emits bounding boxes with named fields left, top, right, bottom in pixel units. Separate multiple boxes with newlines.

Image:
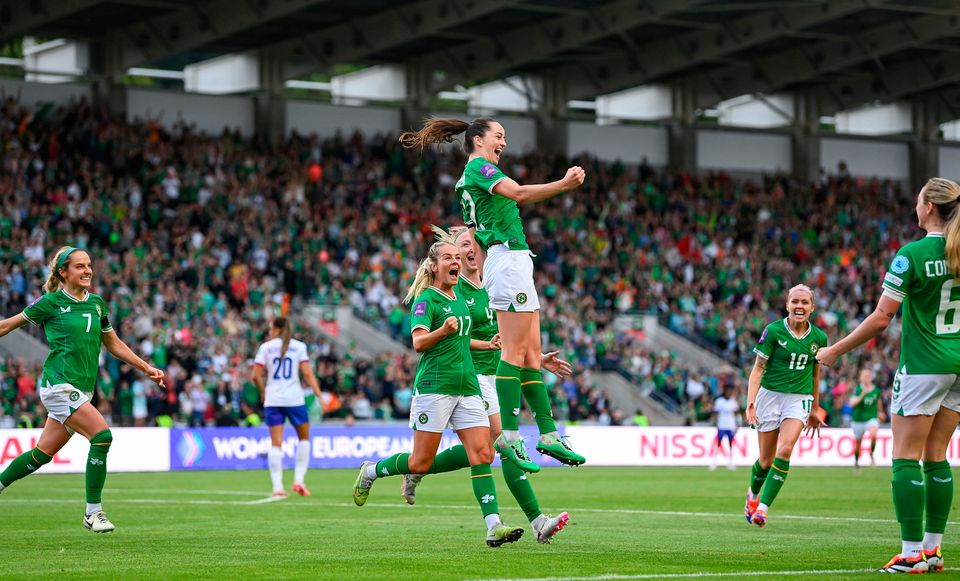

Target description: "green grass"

left=0, top=466, right=957, bottom=580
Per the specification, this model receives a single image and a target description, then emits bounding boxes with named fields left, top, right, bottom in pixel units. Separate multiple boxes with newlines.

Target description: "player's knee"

left=775, top=444, right=793, bottom=460
left=407, top=456, right=432, bottom=474
left=90, top=429, right=113, bottom=450
left=475, top=445, right=494, bottom=466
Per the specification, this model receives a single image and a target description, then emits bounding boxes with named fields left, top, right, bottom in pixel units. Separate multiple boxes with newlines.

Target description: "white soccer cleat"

left=401, top=474, right=423, bottom=505
left=533, top=512, right=570, bottom=544
left=83, top=511, right=115, bottom=533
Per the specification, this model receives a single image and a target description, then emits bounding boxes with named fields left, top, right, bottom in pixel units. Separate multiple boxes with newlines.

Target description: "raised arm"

left=492, top=166, right=585, bottom=205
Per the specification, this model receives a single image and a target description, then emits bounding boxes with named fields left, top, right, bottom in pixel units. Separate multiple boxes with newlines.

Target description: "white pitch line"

left=1, top=497, right=282, bottom=506
left=41, top=487, right=267, bottom=497
left=471, top=568, right=959, bottom=581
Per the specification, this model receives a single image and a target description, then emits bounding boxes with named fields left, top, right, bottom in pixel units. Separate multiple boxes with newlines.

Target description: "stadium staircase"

left=0, top=329, right=47, bottom=364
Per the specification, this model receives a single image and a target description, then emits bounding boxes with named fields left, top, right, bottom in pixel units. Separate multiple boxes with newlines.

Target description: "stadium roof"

left=7, top=0, right=960, bottom=116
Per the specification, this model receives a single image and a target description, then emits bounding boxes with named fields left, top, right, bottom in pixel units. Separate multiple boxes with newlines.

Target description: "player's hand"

left=562, top=166, right=586, bottom=190
left=542, top=351, right=573, bottom=378
left=489, top=334, right=502, bottom=350
left=745, top=402, right=758, bottom=426
left=441, top=316, right=459, bottom=336
left=803, top=409, right=827, bottom=438
left=146, top=366, right=166, bottom=389
left=815, top=346, right=839, bottom=367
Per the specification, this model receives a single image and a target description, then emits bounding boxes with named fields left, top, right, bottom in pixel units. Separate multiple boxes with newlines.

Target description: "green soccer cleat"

left=353, top=461, right=375, bottom=506
left=486, top=523, right=524, bottom=547
left=494, top=435, right=540, bottom=473
left=83, top=511, right=115, bottom=533
left=536, top=434, right=586, bottom=466
left=401, top=474, right=422, bottom=505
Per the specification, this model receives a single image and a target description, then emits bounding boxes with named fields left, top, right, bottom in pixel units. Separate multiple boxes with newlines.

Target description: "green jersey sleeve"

left=21, top=294, right=56, bottom=326
left=96, top=295, right=113, bottom=333
left=882, top=248, right=913, bottom=302
left=466, top=160, right=508, bottom=195
left=752, top=323, right=776, bottom=360
left=411, top=298, right=434, bottom=333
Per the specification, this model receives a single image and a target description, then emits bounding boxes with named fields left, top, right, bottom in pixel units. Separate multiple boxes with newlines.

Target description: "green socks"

left=759, top=457, right=789, bottom=507
left=496, top=360, right=523, bottom=431
left=470, top=464, right=499, bottom=517
left=375, top=453, right=410, bottom=476
left=0, top=446, right=53, bottom=487
left=892, top=458, right=924, bottom=542
left=924, top=460, right=953, bottom=535
left=86, top=429, right=112, bottom=504
left=520, top=367, right=557, bottom=435
left=427, top=445, right=470, bottom=474
left=501, top=453, right=541, bottom=521
left=749, top=460, right=769, bottom=496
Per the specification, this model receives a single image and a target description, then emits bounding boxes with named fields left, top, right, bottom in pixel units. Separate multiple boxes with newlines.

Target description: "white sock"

left=294, top=440, right=310, bottom=485
left=902, top=541, right=923, bottom=558
left=484, top=513, right=502, bottom=530
left=502, top=430, right=521, bottom=442
left=530, top=513, right=546, bottom=527
left=923, top=532, right=944, bottom=552
left=757, top=503, right=769, bottom=513
left=364, top=463, right=379, bottom=481
left=85, top=502, right=102, bottom=516
left=268, top=447, right=283, bottom=491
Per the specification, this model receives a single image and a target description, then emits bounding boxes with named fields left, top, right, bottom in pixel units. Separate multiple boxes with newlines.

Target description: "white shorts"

left=483, top=245, right=540, bottom=312
left=478, top=374, right=499, bottom=417
left=852, top=418, right=880, bottom=440
left=754, top=387, right=812, bottom=433
left=408, top=393, right=489, bottom=433
left=891, top=366, right=960, bottom=416
left=40, top=381, right=90, bottom=424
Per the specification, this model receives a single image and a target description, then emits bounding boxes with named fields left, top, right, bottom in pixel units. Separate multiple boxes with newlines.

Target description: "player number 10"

left=789, top=353, right=808, bottom=370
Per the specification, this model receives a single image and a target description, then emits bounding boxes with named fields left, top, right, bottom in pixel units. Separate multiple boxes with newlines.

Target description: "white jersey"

left=714, top=397, right=740, bottom=431
left=254, top=338, right=310, bottom=407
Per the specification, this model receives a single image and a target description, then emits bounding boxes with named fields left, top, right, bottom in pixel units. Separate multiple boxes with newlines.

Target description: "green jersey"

left=410, top=286, right=480, bottom=396
left=851, top=384, right=881, bottom=422
left=882, top=233, right=960, bottom=374
left=456, top=276, right=499, bottom=375
left=456, top=157, right=528, bottom=251
left=753, top=319, right=828, bottom=395
left=21, top=289, right=112, bottom=392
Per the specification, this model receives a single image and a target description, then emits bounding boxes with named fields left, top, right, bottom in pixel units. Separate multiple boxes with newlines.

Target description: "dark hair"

left=272, top=317, right=293, bottom=358
left=399, top=117, right=497, bottom=154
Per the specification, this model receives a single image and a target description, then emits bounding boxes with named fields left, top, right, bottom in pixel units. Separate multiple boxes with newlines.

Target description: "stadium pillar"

left=910, top=95, right=940, bottom=192
left=255, top=48, right=286, bottom=145
left=402, top=63, right=431, bottom=133
left=792, top=92, right=820, bottom=183
left=536, top=74, right=568, bottom=157
left=91, top=35, right=127, bottom=117
left=667, top=86, right=696, bottom=173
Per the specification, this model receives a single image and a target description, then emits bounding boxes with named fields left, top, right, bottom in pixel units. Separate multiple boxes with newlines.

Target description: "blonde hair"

left=272, top=317, right=293, bottom=358
left=404, top=241, right=455, bottom=304
left=44, top=246, right=78, bottom=293
left=787, top=284, right=815, bottom=302
left=430, top=224, right=458, bottom=244
left=922, top=177, right=960, bottom=277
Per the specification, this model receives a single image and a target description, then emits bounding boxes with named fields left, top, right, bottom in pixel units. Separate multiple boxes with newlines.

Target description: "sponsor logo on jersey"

left=516, top=292, right=528, bottom=305
left=884, top=272, right=904, bottom=287
left=442, top=306, right=452, bottom=313
left=418, top=413, right=429, bottom=425
left=891, top=255, right=910, bottom=274
left=466, top=298, right=475, bottom=306
left=413, top=301, right=427, bottom=317
left=60, top=306, right=71, bottom=313
left=69, top=391, right=80, bottom=402
left=479, top=163, right=498, bottom=178
left=777, top=340, right=788, bottom=347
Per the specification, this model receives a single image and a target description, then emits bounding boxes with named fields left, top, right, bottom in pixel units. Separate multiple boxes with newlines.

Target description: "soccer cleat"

left=924, top=546, right=944, bottom=572
left=751, top=508, right=767, bottom=527
left=486, top=523, right=524, bottom=547
left=272, top=489, right=289, bottom=498
left=83, top=511, right=115, bottom=533
left=880, top=553, right=929, bottom=573
left=533, top=512, right=570, bottom=544
left=401, top=474, right=423, bottom=505
left=494, top=435, right=540, bottom=473
left=353, top=461, right=375, bottom=506
left=744, top=494, right=759, bottom=524
left=536, top=434, right=586, bottom=466
left=291, top=483, right=311, bottom=497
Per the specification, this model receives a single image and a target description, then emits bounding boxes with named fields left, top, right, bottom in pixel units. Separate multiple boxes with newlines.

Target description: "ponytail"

left=44, top=246, right=75, bottom=293
left=399, top=117, right=497, bottom=154
left=272, top=317, right=293, bottom=358
left=403, top=241, right=453, bottom=304
left=922, top=178, right=960, bottom=277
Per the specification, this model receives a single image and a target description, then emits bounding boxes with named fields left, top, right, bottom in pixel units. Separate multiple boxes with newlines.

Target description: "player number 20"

left=788, top=353, right=808, bottom=370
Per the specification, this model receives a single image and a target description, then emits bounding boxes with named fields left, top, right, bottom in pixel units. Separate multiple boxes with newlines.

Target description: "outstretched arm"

left=816, top=295, right=900, bottom=366
left=102, top=330, right=165, bottom=387
left=493, top=166, right=585, bottom=205
left=0, top=314, right=28, bottom=338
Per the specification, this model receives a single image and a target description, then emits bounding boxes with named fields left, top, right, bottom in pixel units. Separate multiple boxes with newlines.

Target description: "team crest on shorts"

left=483, top=400, right=489, bottom=411
left=516, top=292, right=528, bottom=305
left=69, top=391, right=80, bottom=402
left=418, top=413, right=429, bottom=424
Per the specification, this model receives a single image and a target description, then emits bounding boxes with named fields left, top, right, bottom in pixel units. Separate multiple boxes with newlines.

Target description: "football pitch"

left=1, top=466, right=958, bottom=580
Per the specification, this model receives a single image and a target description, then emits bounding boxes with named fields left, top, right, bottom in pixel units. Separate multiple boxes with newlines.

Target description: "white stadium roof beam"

left=412, top=0, right=709, bottom=95
left=118, top=0, right=328, bottom=70
left=686, top=7, right=960, bottom=109
left=563, top=0, right=871, bottom=101
left=0, top=0, right=101, bottom=43
left=279, top=0, right=518, bottom=82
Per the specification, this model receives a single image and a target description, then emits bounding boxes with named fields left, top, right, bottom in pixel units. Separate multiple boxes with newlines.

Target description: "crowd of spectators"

left=0, top=97, right=912, bottom=428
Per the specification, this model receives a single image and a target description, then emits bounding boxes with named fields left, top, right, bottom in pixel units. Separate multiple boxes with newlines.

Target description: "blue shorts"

left=717, top=429, right=736, bottom=444
left=264, top=405, right=309, bottom=427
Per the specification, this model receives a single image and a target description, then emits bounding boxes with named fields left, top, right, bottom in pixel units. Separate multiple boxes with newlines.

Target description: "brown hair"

left=404, top=241, right=455, bottom=303
left=44, top=246, right=78, bottom=293
left=399, top=117, right=497, bottom=154
left=272, top=317, right=293, bottom=358
left=922, top=177, right=960, bottom=277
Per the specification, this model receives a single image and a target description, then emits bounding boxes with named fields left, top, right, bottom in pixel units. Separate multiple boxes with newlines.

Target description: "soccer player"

left=849, top=368, right=885, bottom=473
left=399, top=117, right=586, bottom=471
left=817, top=178, right=960, bottom=573
left=352, top=240, right=524, bottom=547
left=743, top=284, right=828, bottom=528
left=399, top=226, right=571, bottom=543
left=252, top=317, right=323, bottom=497
left=0, top=247, right=164, bottom=532
left=709, top=386, right=740, bottom=471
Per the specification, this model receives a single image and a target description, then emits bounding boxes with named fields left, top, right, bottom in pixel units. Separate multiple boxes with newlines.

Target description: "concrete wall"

left=127, top=88, right=254, bottom=136
left=821, top=137, right=910, bottom=180
left=568, top=122, right=668, bottom=165
left=697, top=129, right=791, bottom=173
